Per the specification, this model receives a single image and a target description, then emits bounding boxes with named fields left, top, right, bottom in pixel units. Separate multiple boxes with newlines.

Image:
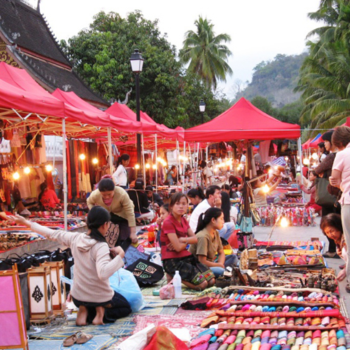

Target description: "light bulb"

left=152, top=164, right=157, bottom=170
left=285, top=156, right=288, bottom=161
left=13, top=172, right=20, bottom=180
left=45, top=164, right=53, bottom=172
left=303, top=158, right=310, bottom=165
left=24, top=167, right=30, bottom=174
left=79, top=154, right=86, bottom=160
left=312, top=153, right=318, bottom=160
left=263, top=184, right=270, bottom=193
left=268, top=169, right=273, bottom=175
left=92, top=158, right=98, bottom=165
left=145, top=163, right=150, bottom=169
left=135, top=164, right=140, bottom=170
left=280, top=217, right=289, bottom=228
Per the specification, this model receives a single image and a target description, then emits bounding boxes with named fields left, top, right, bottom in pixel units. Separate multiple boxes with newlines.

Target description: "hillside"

left=235, top=53, right=308, bottom=108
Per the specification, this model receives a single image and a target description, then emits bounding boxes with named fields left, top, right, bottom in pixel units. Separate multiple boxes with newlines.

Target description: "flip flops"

left=63, top=331, right=93, bottom=347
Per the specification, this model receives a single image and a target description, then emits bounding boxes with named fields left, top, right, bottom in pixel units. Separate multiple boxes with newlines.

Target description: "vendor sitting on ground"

left=190, top=207, right=238, bottom=277
left=160, top=192, right=215, bottom=290
left=128, top=179, right=155, bottom=222
left=38, top=182, right=60, bottom=209
left=320, top=213, right=349, bottom=292
left=87, top=178, right=137, bottom=245
left=10, top=207, right=131, bottom=325
left=145, top=185, right=164, bottom=208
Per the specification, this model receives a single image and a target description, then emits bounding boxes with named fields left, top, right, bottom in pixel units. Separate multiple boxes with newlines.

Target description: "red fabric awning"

left=184, top=97, right=301, bottom=142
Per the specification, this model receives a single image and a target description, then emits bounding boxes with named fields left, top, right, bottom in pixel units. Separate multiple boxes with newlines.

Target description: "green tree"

left=250, top=96, right=274, bottom=115
left=296, top=0, right=350, bottom=138
left=179, top=16, right=233, bottom=90
left=61, top=11, right=227, bottom=128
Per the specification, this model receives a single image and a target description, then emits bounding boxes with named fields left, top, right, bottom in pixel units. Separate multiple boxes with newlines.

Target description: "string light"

left=152, top=164, right=157, bottom=170
left=145, top=163, right=150, bottom=169
left=45, top=164, right=53, bottom=172
left=262, top=184, right=270, bottom=193
left=135, top=164, right=140, bottom=170
left=303, top=158, right=310, bottom=165
left=312, top=153, right=318, bottom=160
left=13, top=172, right=20, bottom=180
left=24, top=167, right=30, bottom=174
left=280, top=217, right=289, bottom=228
left=79, top=154, right=86, bottom=160
left=92, top=158, right=98, bottom=165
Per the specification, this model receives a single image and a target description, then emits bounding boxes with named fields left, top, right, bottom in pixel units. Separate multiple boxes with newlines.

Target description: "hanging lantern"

left=0, top=266, right=28, bottom=349
left=27, top=266, right=53, bottom=323
left=41, top=261, right=66, bottom=316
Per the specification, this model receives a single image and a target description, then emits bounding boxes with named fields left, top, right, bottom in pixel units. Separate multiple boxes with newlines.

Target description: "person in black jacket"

left=145, top=185, right=164, bottom=208
left=314, top=130, right=341, bottom=258
left=127, top=180, right=155, bottom=222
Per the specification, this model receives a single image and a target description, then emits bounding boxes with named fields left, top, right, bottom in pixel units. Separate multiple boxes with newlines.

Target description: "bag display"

left=126, top=258, right=164, bottom=286
left=315, top=178, right=337, bottom=207
left=159, top=281, right=175, bottom=300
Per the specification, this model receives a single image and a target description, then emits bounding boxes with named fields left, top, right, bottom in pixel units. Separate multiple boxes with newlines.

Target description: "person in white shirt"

left=240, top=150, right=246, bottom=164
left=189, top=185, right=236, bottom=240
left=113, top=154, right=130, bottom=189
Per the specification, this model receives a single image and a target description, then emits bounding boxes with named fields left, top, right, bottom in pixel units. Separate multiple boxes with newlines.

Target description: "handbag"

left=250, top=203, right=261, bottom=226
left=315, top=178, right=337, bottom=207
left=125, top=258, right=164, bottom=286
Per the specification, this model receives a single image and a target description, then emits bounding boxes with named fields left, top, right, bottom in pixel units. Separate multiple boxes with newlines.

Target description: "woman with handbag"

left=87, top=178, right=138, bottom=246
left=330, top=126, right=350, bottom=289
left=314, top=130, right=341, bottom=258
left=160, top=192, right=215, bottom=290
left=9, top=207, right=132, bottom=325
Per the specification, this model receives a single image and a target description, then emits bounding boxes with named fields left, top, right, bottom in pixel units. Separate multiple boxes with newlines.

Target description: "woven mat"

left=28, top=334, right=118, bottom=350
left=29, top=298, right=174, bottom=341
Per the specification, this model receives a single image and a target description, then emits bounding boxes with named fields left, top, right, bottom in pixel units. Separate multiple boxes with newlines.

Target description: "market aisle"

left=253, top=219, right=350, bottom=315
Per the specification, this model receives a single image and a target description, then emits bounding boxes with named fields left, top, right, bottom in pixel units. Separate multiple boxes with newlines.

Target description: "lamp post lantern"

left=199, top=99, right=206, bottom=124
left=130, top=49, right=144, bottom=174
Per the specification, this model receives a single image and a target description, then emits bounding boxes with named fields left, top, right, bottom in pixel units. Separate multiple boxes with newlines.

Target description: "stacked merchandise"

left=257, top=207, right=317, bottom=227
left=184, top=288, right=349, bottom=350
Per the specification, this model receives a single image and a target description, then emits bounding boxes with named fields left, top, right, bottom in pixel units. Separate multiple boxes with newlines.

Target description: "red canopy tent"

left=184, top=97, right=301, bottom=142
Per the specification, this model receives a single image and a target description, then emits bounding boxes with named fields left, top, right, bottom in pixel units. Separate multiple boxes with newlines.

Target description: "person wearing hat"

left=314, top=130, right=341, bottom=258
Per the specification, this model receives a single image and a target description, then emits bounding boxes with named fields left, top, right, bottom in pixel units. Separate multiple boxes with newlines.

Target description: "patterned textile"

left=163, top=255, right=214, bottom=285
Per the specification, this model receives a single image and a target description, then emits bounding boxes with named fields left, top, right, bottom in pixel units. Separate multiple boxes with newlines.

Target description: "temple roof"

left=0, top=0, right=108, bottom=107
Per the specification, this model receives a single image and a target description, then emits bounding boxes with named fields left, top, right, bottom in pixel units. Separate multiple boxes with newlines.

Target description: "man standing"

left=189, top=185, right=236, bottom=240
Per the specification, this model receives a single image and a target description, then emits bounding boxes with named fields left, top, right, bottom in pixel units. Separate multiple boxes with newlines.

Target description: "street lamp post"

left=130, top=49, right=144, bottom=175
left=199, top=99, right=206, bottom=124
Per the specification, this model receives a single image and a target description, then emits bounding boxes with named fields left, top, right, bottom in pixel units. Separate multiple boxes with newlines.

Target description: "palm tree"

left=179, top=17, right=233, bottom=90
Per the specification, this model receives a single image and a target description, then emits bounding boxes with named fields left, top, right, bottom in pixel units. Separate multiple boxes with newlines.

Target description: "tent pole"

left=107, top=127, right=113, bottom=175
left=142, top=134, right=146, bottom=186
left=297, top=137, right=305, bottom=203
left=206, top=144, right=209, bottom=162
left=62, top=119, right=67, bottom=232
left=183, top=141, right=186, bottom=192
left=176, top=140, right=180, bottom=184
left=155, top=134, right=158, bottom=193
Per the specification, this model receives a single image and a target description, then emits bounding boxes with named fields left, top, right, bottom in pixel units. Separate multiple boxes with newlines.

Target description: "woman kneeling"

left=160, top=193, right=215, bottom=290
left=11, top=206, right=131, bottom=325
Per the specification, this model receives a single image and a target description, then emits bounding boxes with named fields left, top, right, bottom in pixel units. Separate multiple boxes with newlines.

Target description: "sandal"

left=63, top=332, right=80, bottom=347
left=76, top=332, right=93, bottom=344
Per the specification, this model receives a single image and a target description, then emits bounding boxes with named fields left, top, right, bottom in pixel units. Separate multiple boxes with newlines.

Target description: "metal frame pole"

left=136, top=73, right=142, bottom=173
left=107, top=127, right=113, bottom=175
left=142, top=134, right=146, bottom=186
left=62, top=119, right=67, bottom=231
left=297, top=137, right=305, bottom=202
left=155, top=134, right=158, bottom=193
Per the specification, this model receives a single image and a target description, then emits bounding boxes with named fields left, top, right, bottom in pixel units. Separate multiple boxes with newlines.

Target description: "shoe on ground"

left=323, top=252, right=340, bottom=259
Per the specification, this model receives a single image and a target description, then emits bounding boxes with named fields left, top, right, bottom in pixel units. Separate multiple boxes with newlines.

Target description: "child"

left=156, top=203, right=169, bottom=245
left=298, top=170, right=322, bottom=213
left=160, top=193, right=215, bottom=290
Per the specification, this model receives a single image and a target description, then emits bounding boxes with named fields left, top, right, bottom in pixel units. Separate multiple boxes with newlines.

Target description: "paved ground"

left=253, top=219, right=350, bottom=315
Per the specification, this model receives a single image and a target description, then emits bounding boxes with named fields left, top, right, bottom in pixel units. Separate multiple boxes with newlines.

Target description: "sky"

left=28, top=0, right=321, bottom=98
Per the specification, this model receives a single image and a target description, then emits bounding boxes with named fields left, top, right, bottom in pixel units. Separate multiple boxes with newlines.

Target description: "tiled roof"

left=0, top=0, right=70, bottom=66
left=11, top=47, right=108, bottom=106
